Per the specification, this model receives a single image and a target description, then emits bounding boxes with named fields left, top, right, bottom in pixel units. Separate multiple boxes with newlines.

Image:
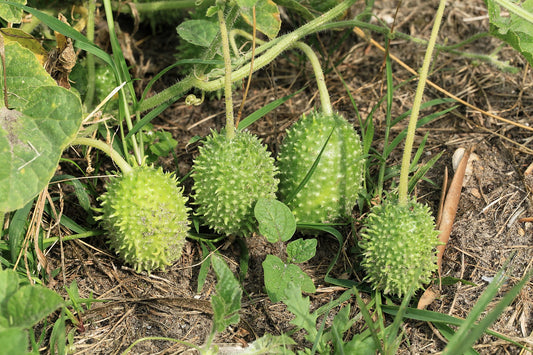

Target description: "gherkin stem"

left=228, top=31, right=332, bottom=116
left=218, top=6, right=236, bottom=140
left=293, top=42, right=332, bottom=116
left=398, top=0, right=446, bottom=205
left=71, top=137, right=133, bottom=175
left=138, top=0, right=357, bottom=112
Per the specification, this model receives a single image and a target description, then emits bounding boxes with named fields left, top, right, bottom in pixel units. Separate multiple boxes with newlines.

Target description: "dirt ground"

left=44, top=0, right=533, bottom=353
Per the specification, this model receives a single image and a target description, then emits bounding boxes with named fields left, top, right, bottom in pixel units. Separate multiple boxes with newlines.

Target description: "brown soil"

left=39, top=0, right=532, bottom=353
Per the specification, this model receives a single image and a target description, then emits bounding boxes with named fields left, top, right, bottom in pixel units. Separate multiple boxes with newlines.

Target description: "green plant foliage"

left=485, top=0, right=533, bottom=66
left=0, top=0, right=26, bottom=23
left=237, top=0, right=281, bottom=40
left=0, top=269, right=64, bottom=354
left=286, top=238, right=316, bottom=264
left=210, top=255, right=242, bottom=333
left=359, top=195, right=440, bottom=296
left=98, top=165, right=190, bottom=273
left=282, top=283, right=364, bottom=353
left=127, top=123, right=179, bottom=164
left=263, top=254, right=315, bottom=303
left=177, top=19, right=219, bottom=48
left=93, top=62, right=119, bottom=110
left=277, top=110, right=364, bottom=225
left=254, top=197, right=295, bottom=243
left=241, top=333, right=296, bottom=354
left=0, top=41, right=83, bottom=213
left=192, top=129, right=278, bottom=237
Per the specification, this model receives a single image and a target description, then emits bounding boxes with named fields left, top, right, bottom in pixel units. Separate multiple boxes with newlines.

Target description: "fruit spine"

left=192, top=129, right=278, bottom=237
left=277, top=110, right=364, bottom=224
left=359, top=196, right=440, bottom=296
left=98, top=165, right=190, bottom=273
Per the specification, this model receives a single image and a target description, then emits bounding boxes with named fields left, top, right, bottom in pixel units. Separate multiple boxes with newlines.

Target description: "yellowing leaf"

left=239, top=0, right=281, bottom=40
left=0, top=28, right=47, bottom=66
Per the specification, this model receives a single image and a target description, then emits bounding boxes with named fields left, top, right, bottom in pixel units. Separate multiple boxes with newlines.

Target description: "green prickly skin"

left=359, top=196, right=440, bottom=296
left=277, top=111, right=365, bottom=224
left=98, top=166, right=190, bottom=273
left=192, top=129, right=278, bottom=237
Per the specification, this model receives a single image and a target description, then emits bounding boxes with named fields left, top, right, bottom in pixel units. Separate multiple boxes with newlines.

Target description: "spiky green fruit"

left=359, top=196, right=440, bottom=296
left=277, top=111, right=365, bottom=224
left=192, top=129, right=278, bottom=237
left=98, top=166, right=190, bottom=273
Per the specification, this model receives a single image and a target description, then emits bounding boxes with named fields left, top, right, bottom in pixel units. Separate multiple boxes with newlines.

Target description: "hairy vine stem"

left=137, top=0, right=357, bottom=113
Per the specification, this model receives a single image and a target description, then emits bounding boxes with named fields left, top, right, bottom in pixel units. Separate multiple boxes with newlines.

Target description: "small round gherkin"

left=192, top=129, right=278, bottom=237
left=360, top=196, right=440, bottom=296
left=98, top=166, right=190, bottom=273
left=277, top=111, right=365, bottom=224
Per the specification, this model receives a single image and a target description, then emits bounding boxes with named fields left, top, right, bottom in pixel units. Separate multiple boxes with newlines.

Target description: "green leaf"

left=0, top=42, right=83, bottom=213
left=51, top=175, right=92, bottom=214
left=283, top=283, right=318, bottom=337
left=197, top=243, right=211, bottom=294
left=235, top=0, right=259, bottom=7
left=254, top=198, right=296, bottom=243
left=211, top=255, right=242, bottom=332
left=326, top=305, right=356, bottom=352
left=485, top=0, right=533, bottom=66
left=49, top=309, right=66, bottom=355
left=286, top=238, right=317, bottom=263
left=7, top=284, right=64, bottom=328
left=0, top=269, right=19, bottom=314
left=8, top=200, right=33, bottom=262
left=239, top=0, right=281, bottom=39
left=0, top=0, right=26, bottom=23
left=244, top=333, right=296, bottom=354
left=263, top=255, right=315, bottom=303
left=0, top=327, right=28, bottom=355
left=176, top=19, right=220, bottom=48
left=206, top=4, right=222, bottom=17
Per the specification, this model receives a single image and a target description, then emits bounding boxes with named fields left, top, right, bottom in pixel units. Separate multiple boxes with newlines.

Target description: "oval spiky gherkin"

left=98, top=166, right=190, bottom=273
left=192, top=129, right=278, bottom=237
left=277, top=111, right=364, bottom=224
left=359, top=196, right=440, bottom=296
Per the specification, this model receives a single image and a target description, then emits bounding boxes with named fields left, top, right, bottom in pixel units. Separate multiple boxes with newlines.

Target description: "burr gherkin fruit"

left=192, top=129, right=278, bottom=237
left=98, top=166, right=190, bottom=273
left=359, top=196, right=440, bottom=296
left=277, top=110, right=364, bottom=224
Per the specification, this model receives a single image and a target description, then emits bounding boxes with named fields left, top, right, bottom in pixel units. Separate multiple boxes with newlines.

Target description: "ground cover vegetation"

left=0, top=0, right=532, bottom=353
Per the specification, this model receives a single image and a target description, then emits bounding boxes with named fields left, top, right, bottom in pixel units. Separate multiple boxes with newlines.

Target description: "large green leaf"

left=7, top=284, right=63, bottom=328
left=254, top=197, right=295, bottom=243
left=0, top=0, right=26, bottom=23
left=263, top=255, right=315, bottom=303
left=0, top=41, right=83, bottom=212
left=211, top=255, right=242, bottom=332
left=176, top=19, right=219, bottom=48
left=0, top=269, right=19, bottom=317
left=0, top=328, right=28, bottom=355
left=485, top=0, right=533, bottom=66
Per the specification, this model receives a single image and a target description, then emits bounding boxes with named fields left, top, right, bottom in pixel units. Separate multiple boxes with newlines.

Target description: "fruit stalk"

left=293, top=42, right=332, bottom=116
left=71, top=137, right=133, bottom=174
left=217, top=5, right=236, bottom=139
left=397, top=0, right=446, bottom=205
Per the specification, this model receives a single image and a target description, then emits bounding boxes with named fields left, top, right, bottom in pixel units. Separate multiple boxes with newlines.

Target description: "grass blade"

left=443, top=265, right=533, bottom=354
left=284, top=126, right=334, bottom=205
left=237, top=88, right=305, bottom=131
